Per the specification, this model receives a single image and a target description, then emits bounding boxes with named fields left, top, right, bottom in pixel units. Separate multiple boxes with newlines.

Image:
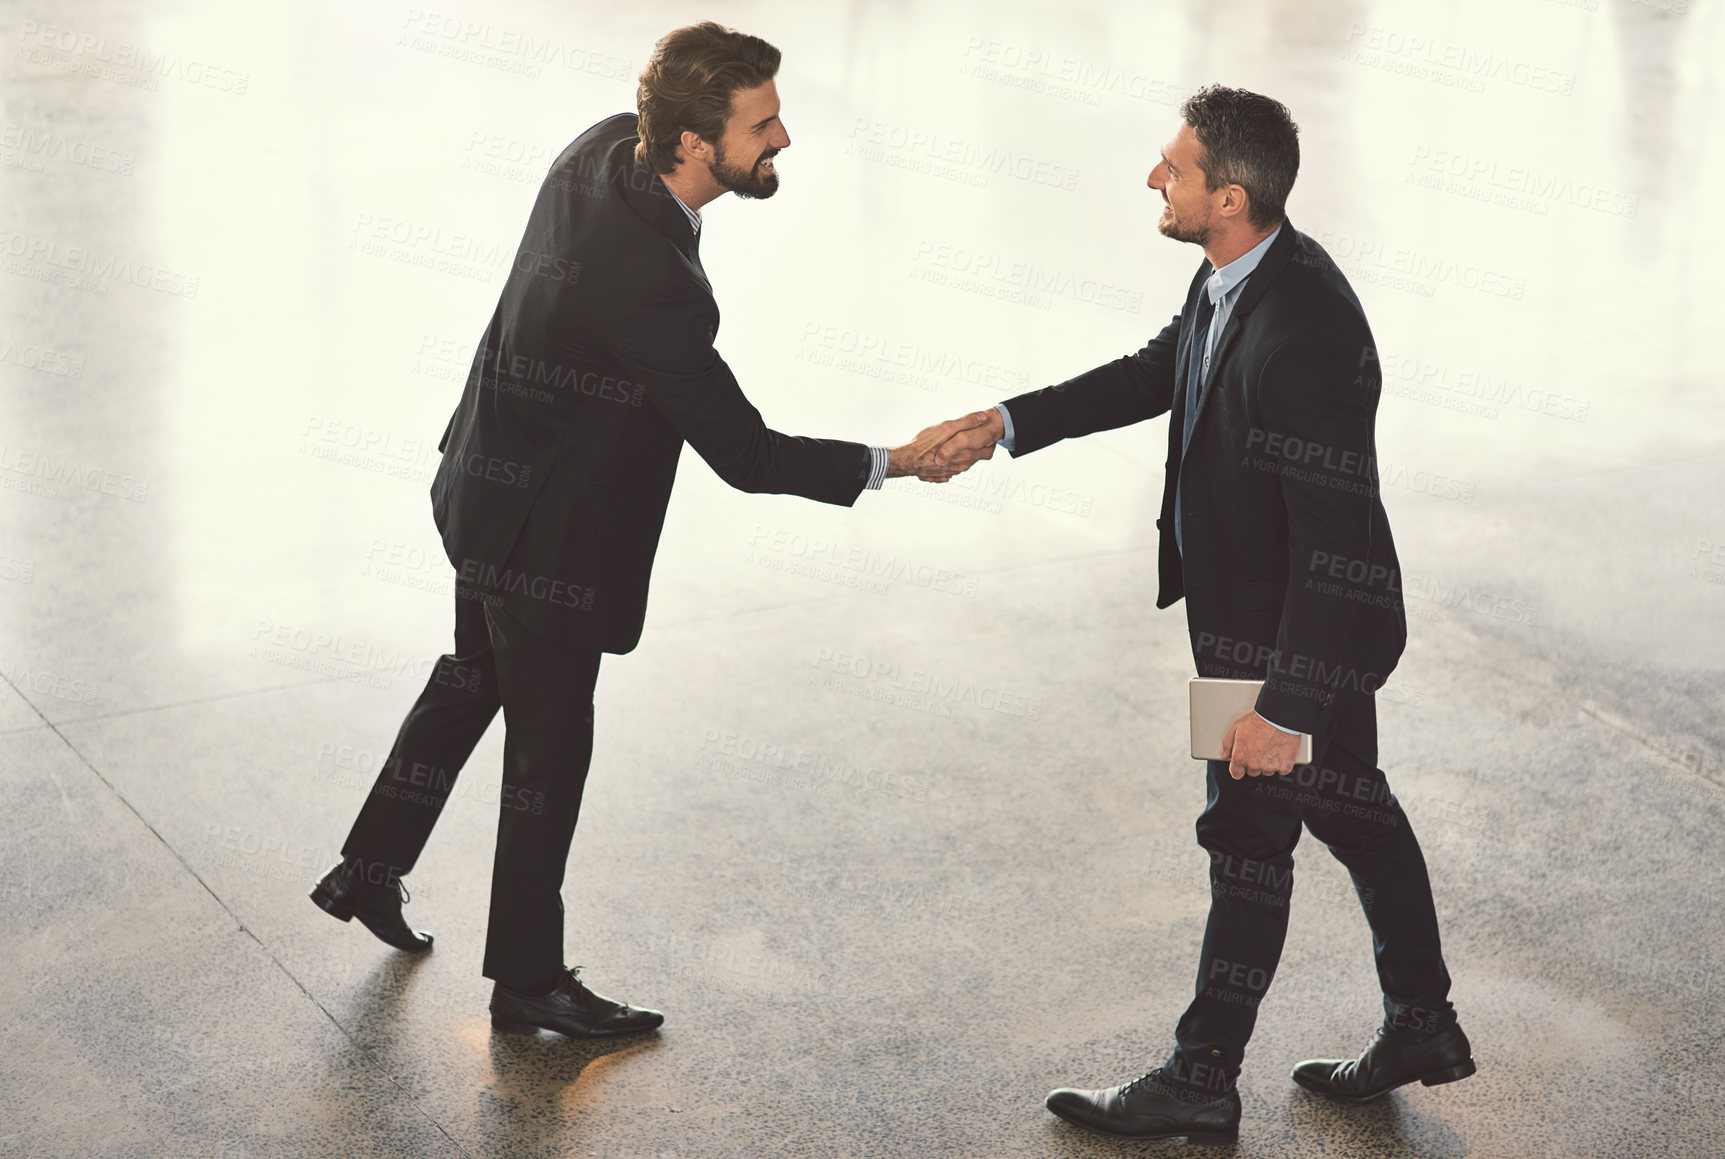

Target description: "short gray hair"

left=1180, top=85, right=1300, bottom=229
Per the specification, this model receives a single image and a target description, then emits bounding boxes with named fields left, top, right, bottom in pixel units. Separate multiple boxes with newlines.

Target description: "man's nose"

left=771, top=122, right=791, bottom=150
left=1148, top=163, right=1166, bottom=190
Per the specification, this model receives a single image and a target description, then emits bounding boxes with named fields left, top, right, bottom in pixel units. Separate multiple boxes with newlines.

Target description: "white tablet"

left=1189, top=677, right=1313, bottom=765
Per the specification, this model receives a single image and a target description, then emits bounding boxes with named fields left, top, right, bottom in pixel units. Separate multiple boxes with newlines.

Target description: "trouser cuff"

left=1162, top=1047, right=1239, bottom=1097
left=1382, top=995, right=1457, bottom=1038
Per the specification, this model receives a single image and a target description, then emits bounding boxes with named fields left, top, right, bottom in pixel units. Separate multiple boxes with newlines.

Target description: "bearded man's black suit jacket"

left=1001, top=223, right=1406, bottom=734
left=429, top=113, right=872, bottom=652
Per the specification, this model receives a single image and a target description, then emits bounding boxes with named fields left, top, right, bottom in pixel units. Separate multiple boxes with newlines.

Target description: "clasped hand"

left=886, top=409, right=1007, bottom=481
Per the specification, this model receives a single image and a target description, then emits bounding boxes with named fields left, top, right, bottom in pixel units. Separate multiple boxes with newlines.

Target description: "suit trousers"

left=1164, top=691, right=1455, bottom=1095
left=340, top=580, right=603, bottom=989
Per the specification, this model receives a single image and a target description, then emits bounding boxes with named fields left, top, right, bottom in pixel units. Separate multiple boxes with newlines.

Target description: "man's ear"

left=679, top=129, right=711, bottom=162
left=1219, top=183, right=1251, bottom=222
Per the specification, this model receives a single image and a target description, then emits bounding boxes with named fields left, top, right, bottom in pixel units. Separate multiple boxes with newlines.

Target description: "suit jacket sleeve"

left=996, top=313, right=1182, bottom=456
left=1252, top=333, right=1381, bottom=732
left=610, top=273, right=872, bottom=505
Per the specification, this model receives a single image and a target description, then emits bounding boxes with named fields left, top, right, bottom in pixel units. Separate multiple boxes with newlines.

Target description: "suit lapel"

left=685, top=227, right=708, bottom=286
left=1185, top=222, right=1298, bottom=441
left=1171, top=263, right=1211, bottom=445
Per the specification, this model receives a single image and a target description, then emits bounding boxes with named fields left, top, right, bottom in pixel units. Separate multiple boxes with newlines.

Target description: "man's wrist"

left=1256, top=710, right=1301, bottom=735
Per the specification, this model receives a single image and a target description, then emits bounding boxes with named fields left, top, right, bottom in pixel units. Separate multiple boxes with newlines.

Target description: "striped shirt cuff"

left=864, top=446, right=889, bottom=490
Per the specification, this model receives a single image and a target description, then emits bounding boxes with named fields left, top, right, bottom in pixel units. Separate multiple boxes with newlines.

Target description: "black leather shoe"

left=1045, top=1069, right=1241, bottom=1143
left=1292, top=1024, right=1476, bottom=1101
left=490, top=966, right=664, bottom=1039
left=309, top=859, right=433, bottom=953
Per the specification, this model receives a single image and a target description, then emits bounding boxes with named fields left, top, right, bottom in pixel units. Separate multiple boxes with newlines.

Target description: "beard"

left=711, top=139, right=780, bottom=200
left=1157, top=200, right=1211, bottom=246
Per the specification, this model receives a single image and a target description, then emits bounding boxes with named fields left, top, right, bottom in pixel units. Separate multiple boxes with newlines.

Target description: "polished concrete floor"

left=3, top=0, right=1722, bottom=1156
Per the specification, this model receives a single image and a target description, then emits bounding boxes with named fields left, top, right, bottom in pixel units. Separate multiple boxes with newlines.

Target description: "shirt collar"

left=1206, top=222, right=1282, bottom=305
left=659, top=176, right=701, bottom=236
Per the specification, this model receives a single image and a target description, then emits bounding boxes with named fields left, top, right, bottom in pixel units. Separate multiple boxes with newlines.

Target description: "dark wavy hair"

left=634, top=23, right=781, bottom=174
left=1180, top=85, right=1300, bottom=229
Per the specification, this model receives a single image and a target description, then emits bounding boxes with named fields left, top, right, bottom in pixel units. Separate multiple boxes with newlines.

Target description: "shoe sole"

left=1420, top=1059, right=1478, bottom=1087
left=309, top=885, right=433, bottom=953
left=1044, top=1104, right=1237, bottom=1145
left=490, top=1015, right=663, bottom=1039
left=1293, top=1057, right=1477, bottom=1102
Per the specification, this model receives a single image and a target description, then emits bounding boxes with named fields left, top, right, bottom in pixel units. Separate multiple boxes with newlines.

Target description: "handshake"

left=885, top=409, right=1008, bottom=482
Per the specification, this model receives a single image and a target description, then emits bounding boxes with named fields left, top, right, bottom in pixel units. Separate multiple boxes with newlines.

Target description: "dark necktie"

left=1175, top=291, right=1217, bottom=556
left=1182, top=292, right=1217, bottom=455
